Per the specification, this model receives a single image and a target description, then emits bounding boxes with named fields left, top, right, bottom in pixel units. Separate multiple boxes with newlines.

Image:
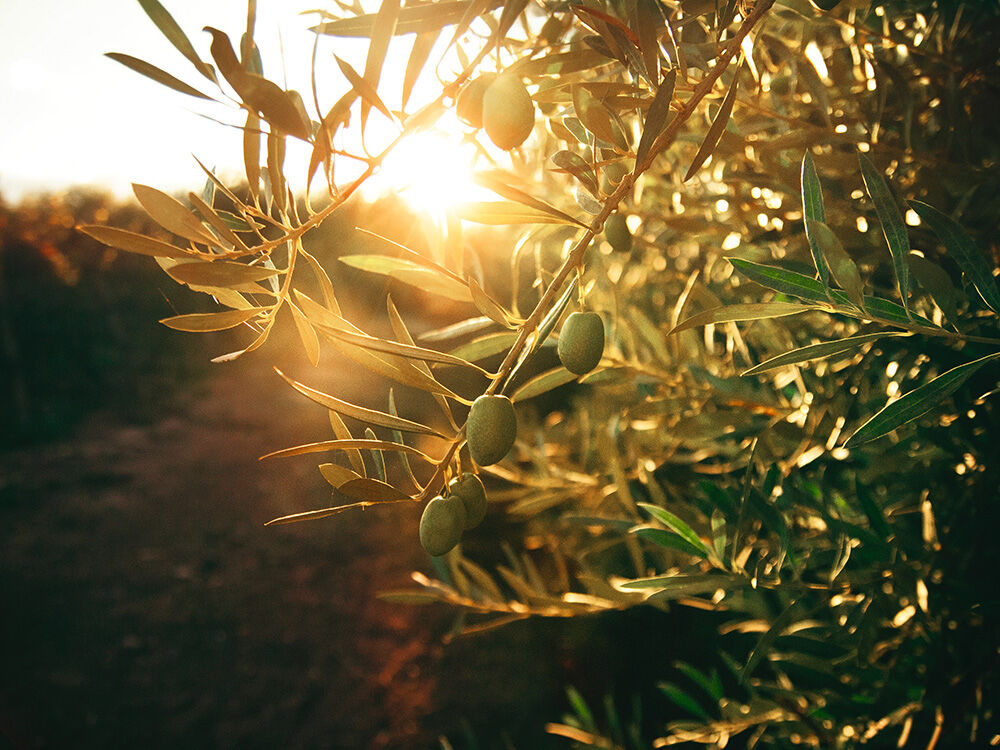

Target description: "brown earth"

left=0, top=357, right=572, bottom=749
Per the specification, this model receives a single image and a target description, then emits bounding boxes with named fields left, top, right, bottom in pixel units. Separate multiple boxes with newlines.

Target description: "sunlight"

left=364, top=130, right=491, bottom=214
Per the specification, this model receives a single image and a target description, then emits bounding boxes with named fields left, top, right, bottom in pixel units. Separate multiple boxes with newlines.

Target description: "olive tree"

left=86, top=0, right=1000, bottom=745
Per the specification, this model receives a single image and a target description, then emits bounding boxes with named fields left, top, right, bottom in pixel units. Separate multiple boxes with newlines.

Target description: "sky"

left=0, top=1, right=364, bottom=202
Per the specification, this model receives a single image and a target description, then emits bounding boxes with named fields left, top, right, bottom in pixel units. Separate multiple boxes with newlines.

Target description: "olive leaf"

left=859, top=154, right=911, bottom=318
left=137, top=0, right=217, bottom=82
left=78, top=225, right=191, bottom=259
left=683, top=63, right=741, bottom=181
left=741, top=333, right=908, bottom=376
left=160, top=307, right=267, bottom=332
left=909, top=199, right=1000, bottom=314
left=670, top=302, right=824, bottom=335
left=275, top=368, right=448, bottom=437
left=801, top=151, right=831, bottom=288
left=846, top=352, right=1000, bottom=446
left=634, top=68, right=676, bottom=169
left=105, top=53, right=213, bottom=100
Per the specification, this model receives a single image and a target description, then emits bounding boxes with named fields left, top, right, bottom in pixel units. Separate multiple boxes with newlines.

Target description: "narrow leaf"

left=275, top=368, right=447, bottom=437
left=846, top=352, right=1000, bottom=446
left=340, top=254, right=472, bottom=302
left=314, top=321, right=488, bottom=372
left=631, top=527, right=708, bottom=558
left=402, top=31, right=438, bottom=110
left=289, top=302, right=320, bottom=366
left=859, top=154, right=911, bottom=316
left=165, top=260, right=280, bottom=287
left=670, top=302, right=822, bottom=335
left=262, top=438, right=435, bottom=462
left=339, top=476, right=409, bottom=502
left=536, top=278, right=578, bottom=351
left=329, top=411, right=365, bottom=475
left=635, top=68, right=676, bottom=168
left=474, top=172, right=587, bottom=228
left=335, top=55, right=395, bottom=121
left=552, top=150, right=599, bottom=197
left=160, top=307, right=266, bottom=332
left=319, top=463, right=363, bottom=487
left=138, top=0, right=216, bottom=82
left=741, top=333, right=907, bottom=376
left=468, top=277, right=520, bottom=329
left=683, top=65, right=740, bottom=181
left=909, top=199, right=1000, bottom=314
left=512, top=367, right=578, bottom=402
left=454, top=201, right=580, bottom=226
left=311, top=1, right=479, bottom=37
left=637, top=502, right=710, bottom=557
left=78, top=225, right=190, bottom=258
left=742, top=601, right=799, bottom=682
left=361, top=0, right=401, bottom=127
left=801, top=151, right=831, bottom=287
left=806, top=219, right=864, bottom=308
left=105, top=53, right=213, bottom=99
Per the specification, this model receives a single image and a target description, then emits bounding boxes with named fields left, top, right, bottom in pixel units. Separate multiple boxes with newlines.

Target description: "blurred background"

left=0, top=3, right=673, bottom=747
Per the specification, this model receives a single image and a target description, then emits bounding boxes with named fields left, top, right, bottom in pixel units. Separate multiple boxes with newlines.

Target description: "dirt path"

left=0, top=360, right=565, bottom=749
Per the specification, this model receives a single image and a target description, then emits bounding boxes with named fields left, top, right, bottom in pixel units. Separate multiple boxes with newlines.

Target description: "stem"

left=422, top=0, right=778, bottom=496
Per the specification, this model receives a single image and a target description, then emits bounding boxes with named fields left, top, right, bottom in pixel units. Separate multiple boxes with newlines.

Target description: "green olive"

left=448, top=473, right=487, bottom=529
left=456, top=74, right=496, bottom=129
left=558, top=311, right=605, bottom=375
left=419, top=495, right=464, bottom=556
left=605, top=213, right=632, bottom=252
left=466, top=394, right=517, bottom=466
left=482, top=75, right=535, bottom=151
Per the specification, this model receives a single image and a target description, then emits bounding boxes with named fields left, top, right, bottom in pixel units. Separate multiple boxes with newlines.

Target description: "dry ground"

left=0, top=358, right=570, bottom=749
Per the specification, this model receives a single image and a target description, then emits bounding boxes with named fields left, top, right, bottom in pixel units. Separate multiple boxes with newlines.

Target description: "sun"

left=364, top=130, right=492, bottom=215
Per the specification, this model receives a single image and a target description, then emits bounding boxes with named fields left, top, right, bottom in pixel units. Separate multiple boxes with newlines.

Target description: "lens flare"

left=364, top=131, right=492, bottom=214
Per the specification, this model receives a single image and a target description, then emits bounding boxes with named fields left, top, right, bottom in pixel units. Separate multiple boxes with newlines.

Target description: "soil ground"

left=0, top=359, right=573, bottom=749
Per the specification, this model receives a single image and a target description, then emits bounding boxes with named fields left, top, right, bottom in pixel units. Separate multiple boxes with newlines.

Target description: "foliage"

left=90, top=0, right=1000, bottom=746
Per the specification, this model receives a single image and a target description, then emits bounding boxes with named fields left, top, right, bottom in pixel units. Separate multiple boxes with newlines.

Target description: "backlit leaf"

left=635, top=68, right=676, bottom=169
left=165, top=260, right=280, bottom=287
left=572, top=86, right=628, bottom=151
left=846, top=352, right=1000, bottom=446
left=262, top=438, right=434, bottom=462
left=340, top=254, right=472, bottom=302
left=454, top=201, right=580, bottom=226
left=801, top=151, right=831, bottom=288
left=468, top=276, right=521, bottom=329
left=160, top=307, right=266, bottom=332
left=638, top=502, right=711, bottom=557
left=338, top=477, right=410, bottom=502
left=401, top=31, right=438, bottom=110
left=859, top=154, right=911, bottom=317
left=741, top=333, right=907, bottom=376
left=683, top=64, right=740, bottom=181
left=512, top=367, right=578, bottom=402
left=329, top=411, right=365, bottom=475
left=474, top=172, right=587, bottom=228
left=909, top=199, right=1000, bottom=314
left=670, top=302, right=823, bottom=334
left=105, top=53, right=213, bottom=99
left=806, top=219, right=864, bottom=308
left=311, top=1, right=484, bottom=37
left=318, top=463, right=363, bottom=488
left=552, top=150, right=599, bottom=197
left=334, top=55, right=395, bottom=122
left=275, top=368, right=448, bottom=437
left=289, top=302, right=320, bottom=366
left=138, top=0, right=217, bottom=82
left=78, top=225, right=190, bottom=259
left=361, top=0, right=400, bottom=127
